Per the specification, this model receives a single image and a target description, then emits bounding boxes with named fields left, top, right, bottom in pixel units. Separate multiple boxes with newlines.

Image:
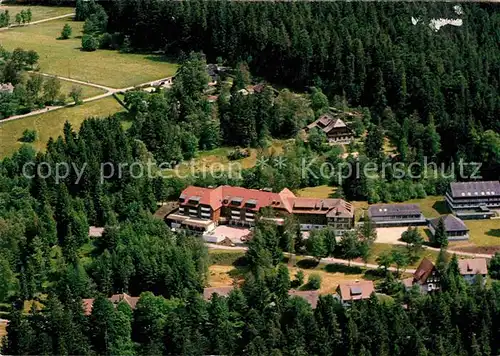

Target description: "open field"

left=465, top=219, right=500, bottom=246
left=0, top=5, right=73, bottom=22
left=297, top=185, right=336, bottom=198
left=365, top=243, right=449, bottom=268
left=406, top=196, right=450, bottom=218
left=0, top=97, right=123, bottom=157
left=164, top=140, right=289, bottom=176
left=24, top=73, right=107, bottom=102
left=58, top=79, right=107, bottom=102
left=208, top=263, right=370, bottom=295
left=0, top=18, right=178, bottom=88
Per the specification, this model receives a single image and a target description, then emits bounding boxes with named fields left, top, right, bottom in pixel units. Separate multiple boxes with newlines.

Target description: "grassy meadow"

left=0, top=97, right=123, bottom=157
left=0, top=17, right=178, bottom=88
left=0, top=5, right=73, bottom=22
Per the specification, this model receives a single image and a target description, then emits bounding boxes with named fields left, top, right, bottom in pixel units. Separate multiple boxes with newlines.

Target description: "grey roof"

left=430, top=215, right=469, bottom=232
left=189, top=195, right=201, bottom=202
left=450, top=181, right=500, bottom=198
left=231, top=197, right=243, bottom=203
left=368, top=204, right=422, bottom=218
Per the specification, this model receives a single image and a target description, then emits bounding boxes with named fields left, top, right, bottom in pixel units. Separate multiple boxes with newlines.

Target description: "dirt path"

left=0, top=74, right=174, bottom=124
left=0, top=12, right=74, bottom=32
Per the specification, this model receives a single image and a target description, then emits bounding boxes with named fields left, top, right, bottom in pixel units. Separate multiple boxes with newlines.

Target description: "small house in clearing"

left=458, top=258, right=488, bottom=285
left=305, top=113, right=354, bottom=144
left=82, top=293, right=139, bottom=316
left=335, top=280, right=375, bottom=305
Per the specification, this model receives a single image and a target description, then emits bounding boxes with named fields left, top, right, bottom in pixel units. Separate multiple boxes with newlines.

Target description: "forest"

left=98, top=0, right=499, bottom=179
left=0, top=1, right=499, bottom=354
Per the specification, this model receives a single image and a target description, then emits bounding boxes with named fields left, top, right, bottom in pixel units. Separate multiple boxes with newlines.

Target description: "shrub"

left=306, top=273, right=322, bottom=290
left=60, top=23, right=72, bottom=39
left=81, top=34, right=98, bottom=52
left=227, top=147, right=250, bottom=160
left=99, top=32, right=112, bottom=49
left=21, top=129, right=37, bottom=142
left=295, top=270, right=305, bottom=285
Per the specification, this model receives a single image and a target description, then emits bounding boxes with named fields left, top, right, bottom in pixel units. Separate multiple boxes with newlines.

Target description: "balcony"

left=201, top=206, right=210, bottom=212
left=189, top=209, right=198, bottom=214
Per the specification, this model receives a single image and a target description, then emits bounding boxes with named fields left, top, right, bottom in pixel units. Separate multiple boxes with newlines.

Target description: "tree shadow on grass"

left=432, top=201, right=450, bottom=215
left=296, top=258, right=320, bottom=269
left=144, top=55, right=172, bottom=63
left=324, top=263, right=363, bottom=275
left=487, top=229, right=500, bottom=238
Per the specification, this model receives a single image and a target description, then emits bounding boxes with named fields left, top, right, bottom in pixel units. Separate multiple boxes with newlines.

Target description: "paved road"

left=0, top=12, right=74, bottom=32
left=206, top=244, right=417, bottom=274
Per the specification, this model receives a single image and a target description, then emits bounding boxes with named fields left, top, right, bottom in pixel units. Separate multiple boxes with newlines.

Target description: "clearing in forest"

left=0, top=97, right=123, bottom=157
left=0, top=5, right=73, bottom=22
left=0, top=17, right=178, bottom=88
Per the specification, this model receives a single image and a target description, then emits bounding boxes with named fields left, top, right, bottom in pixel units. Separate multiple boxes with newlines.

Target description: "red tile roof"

left=81, top=293, right=139, bottom=316
left=337, top=280, right=374, bottom=302
left=458, top=258, right=488, bottom=275
left=179, top=185, right=354, bottom=218
left=288, top=290, right=320, bottom=308
left=412, top=258, right=436, bottom=285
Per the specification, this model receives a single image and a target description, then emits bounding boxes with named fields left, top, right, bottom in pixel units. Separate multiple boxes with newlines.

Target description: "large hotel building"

left=166, top=185, right=355, bottom=234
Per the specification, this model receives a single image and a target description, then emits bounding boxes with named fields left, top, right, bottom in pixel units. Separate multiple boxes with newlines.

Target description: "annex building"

left=445, top=181, right=500, bottom=219
left=428, top=214, right=469, bottom=241
left=367, top=203, right=427, bottom=227
left=166, top=185, right=355, bottom=234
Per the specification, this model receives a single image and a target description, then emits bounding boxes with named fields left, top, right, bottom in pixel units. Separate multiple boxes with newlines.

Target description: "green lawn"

left=0, top=97, right=123, bottom=157
left=0, top=18, right=178, bottom=88
left=163, top=140, right=289, bottom=177
left=58, top=79, right=106, bottom=102
left=26, top=73, right=107, bottom=102
left=465, top=220, right=500, bottom=247
left=367, top=243, right=448, bottom=268
left=0, top=5, right=73, bottom=22
left=406, top=196, right=450, bottom=218
left=297, top=185, right=336, bottom=198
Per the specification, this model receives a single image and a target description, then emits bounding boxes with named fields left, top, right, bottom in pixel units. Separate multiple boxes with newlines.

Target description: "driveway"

left=375, top=227, right=407, bottom=245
